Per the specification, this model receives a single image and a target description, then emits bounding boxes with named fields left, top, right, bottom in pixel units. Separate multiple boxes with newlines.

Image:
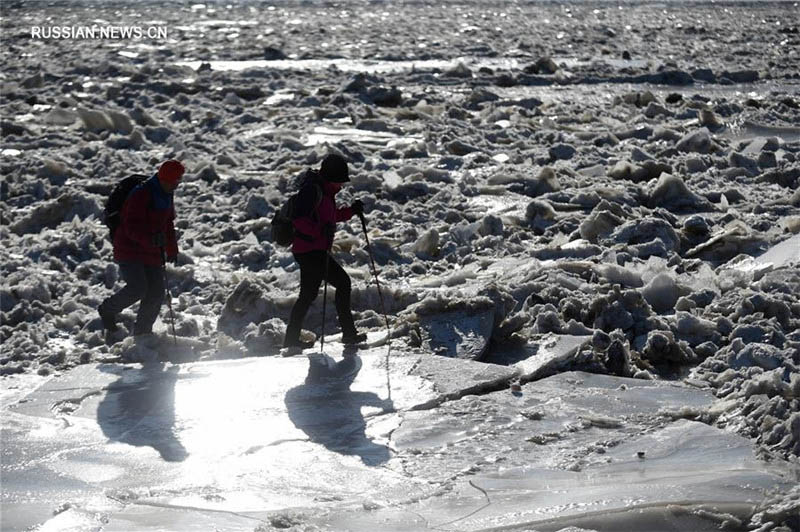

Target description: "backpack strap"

left=292, top=176, right=324, bottom=222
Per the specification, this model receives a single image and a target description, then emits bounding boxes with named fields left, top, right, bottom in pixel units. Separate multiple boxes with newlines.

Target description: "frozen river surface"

left=3, top=340, right=797, bottom=531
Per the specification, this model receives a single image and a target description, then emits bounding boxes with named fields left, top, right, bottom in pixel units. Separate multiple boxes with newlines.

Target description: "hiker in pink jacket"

left=283, top=154, right=366, bottom=348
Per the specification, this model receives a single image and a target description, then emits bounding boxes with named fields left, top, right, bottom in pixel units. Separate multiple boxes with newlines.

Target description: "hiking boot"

left=104, top=329, right=126, bottom=346
left=341, top=332, right=367, bottom=345
left=283, top=338, right=315, bottom=349
left=98, top=302, right=119, bottom=333
left=134, top=332, right=159, bottom=349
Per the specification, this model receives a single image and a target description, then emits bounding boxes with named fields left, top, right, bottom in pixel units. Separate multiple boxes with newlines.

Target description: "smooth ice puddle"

left=175, top=56, right=653, bottom=75
left=243, top=124, right=423, bottom=148
left=306, top=126, right=423, bottom=148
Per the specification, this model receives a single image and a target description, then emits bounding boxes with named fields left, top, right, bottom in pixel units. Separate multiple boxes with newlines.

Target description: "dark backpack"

left=104, top=174, right=148, bottom=240
left=270, top=182, right=322, bottom=247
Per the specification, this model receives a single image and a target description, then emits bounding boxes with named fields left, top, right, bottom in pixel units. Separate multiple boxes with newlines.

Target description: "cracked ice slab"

left=319, top=372, right=797, bottom=531
left=514, top=333, right=592, bottom=381
left=394, top=420, right=787, bottom=532
left=725, top=233, right=800, bottom=280
left=1, top=347, right=515, bottom=531
left=418, top=307, right=495, bottom=361
left=748, top=233, right=800, bottom=269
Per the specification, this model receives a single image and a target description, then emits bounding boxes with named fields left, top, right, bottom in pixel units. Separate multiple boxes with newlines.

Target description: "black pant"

left=103, top=262, right=165, bottom=335
left=284, top=250, right=356, bottom=343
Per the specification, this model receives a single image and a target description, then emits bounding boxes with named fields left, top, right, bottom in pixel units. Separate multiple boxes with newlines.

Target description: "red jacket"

left=113, top=176, right=178, bottom=267
left=292, top=181, right=353, bottom=254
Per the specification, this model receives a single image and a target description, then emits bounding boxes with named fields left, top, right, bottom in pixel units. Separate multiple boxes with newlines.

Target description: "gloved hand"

left=351, top=199, right=364, bottom=216
left=152, top=232, right=166, bottom=247
left=323, top=223, right=335, bottom=244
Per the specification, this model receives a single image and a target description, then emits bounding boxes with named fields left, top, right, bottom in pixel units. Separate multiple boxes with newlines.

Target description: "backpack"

left=104, top=174, right=148, bottom=240
left=270, top=181, right=322, bottom=247
left=270, top=194, right=299, bottom=246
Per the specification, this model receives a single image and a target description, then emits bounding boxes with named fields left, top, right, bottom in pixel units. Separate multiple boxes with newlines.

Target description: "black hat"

left=320, top=154, right=349, bottom=183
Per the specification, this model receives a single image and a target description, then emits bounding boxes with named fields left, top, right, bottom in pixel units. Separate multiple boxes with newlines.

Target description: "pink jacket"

left=291, top=181, right=353, bottom=254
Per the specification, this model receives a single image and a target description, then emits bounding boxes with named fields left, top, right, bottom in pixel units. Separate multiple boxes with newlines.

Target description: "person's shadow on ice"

left=284, top=359, right=393, bottom=466
left=97, top=363, right=188, bottom=462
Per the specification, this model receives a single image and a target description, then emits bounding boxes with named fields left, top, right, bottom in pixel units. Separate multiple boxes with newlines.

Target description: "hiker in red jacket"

left=98, top=160, right=184, bottom=339
left=283, top=154, right=367, bottom=348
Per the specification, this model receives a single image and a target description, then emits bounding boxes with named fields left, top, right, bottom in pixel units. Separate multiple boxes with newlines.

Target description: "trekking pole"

left=358, top=213, right=392, bottom=400
left=160, top=248, right=178, bottom=347
left=320, top=246, right=331, bottom=354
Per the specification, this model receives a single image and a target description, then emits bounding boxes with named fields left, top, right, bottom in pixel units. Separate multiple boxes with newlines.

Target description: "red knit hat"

left=158, top=160, right=185, bottom=183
